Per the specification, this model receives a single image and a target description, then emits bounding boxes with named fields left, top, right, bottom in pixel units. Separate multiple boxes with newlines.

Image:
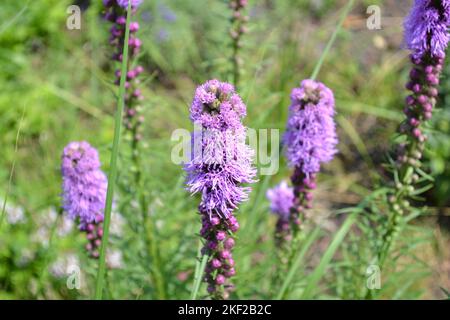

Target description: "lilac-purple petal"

left=61, top=141, right=107, bottom=227
left=266, top=181, right=294, bottom=221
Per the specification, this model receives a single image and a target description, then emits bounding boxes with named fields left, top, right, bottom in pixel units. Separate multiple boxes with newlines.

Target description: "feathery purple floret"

left=61, top=141, right=107, bottom=227
left=283, top=79, right=338, bottom=175
left=266, top=181, right=294, bottom=222
left=404, top=0, right=450, bottom=60
left=185, top=79, right=255, bottom=220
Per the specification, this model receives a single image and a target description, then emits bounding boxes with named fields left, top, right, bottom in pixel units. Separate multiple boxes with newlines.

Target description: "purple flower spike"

left=103, top=0, right=144, bottom=141
left=184, top=79, right=256, bottom=300
left=62, top=141, right=107, bottom=225
left=396, top=1, right=450, bottom=165
left=404, top=0, right=450, bottom=60
left=283, top=79, right=338, bottom=175
left=279, top=80, right=338, bottom=239
left=61, top=141, right=107, bottom=258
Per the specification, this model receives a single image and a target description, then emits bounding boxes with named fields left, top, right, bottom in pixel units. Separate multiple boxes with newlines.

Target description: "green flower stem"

left=191, top=252, right=209, bottom=300
left=0, top=106, right=26, bottom=229
left=94, top=0, right=132, bottom=300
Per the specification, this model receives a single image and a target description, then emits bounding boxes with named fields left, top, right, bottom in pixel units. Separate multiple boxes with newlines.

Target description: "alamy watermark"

left=66, top=5, right=81, bottom=30
left=366, top=264, right=381, bottom=290
left=66, top=264, right=81, bottom=290
left=366, top=5, right=382, bottom=30
left=171, top=122, right=280, bottom=176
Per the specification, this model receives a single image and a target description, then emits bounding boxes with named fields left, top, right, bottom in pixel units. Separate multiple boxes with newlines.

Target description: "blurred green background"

left=0, top=0, right=448, bottom=299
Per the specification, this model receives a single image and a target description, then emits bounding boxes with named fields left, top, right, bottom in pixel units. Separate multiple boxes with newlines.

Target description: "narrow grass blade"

left=301, top=213, right=356, bottom=299
left=276, top=227, right=321, bottom=299
left=191, top=253, right=209, bottom=300
left=95, top=0, right=133, bottom=300
left=0, top=105, right=26, bottom=229
left=310, top=0, right=354, bottom=80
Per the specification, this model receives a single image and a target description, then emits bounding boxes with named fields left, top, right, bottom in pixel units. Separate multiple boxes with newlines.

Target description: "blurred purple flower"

left=283, top=79, right=338, bottom=175
left=404, top=0, right=450, bottom=60
left=266, top=181, right=294, bottom=221
left=157, top=28, right=169, bottom=42
left=159, top=4, right=177, bottom=22
left=61, top=141, right=107, bottom=226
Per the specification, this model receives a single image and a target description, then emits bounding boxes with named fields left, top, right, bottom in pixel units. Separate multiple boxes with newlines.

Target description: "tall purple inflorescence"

left=185, top=79, right=256, bottom=299
left=397, top=0, right=450, bottom=163
left=103, top=0, right=145, bottom=143
left=376, top=0, right=450, bottom=268
left=229, top=0, right=249, bottom=87
left=282, top=79, right=338, bottom=234
left=62, top=141, right=107, bottom=258
left=266, top=181, right=294, bottom=247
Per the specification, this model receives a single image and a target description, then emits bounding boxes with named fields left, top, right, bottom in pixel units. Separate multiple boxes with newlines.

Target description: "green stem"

left=191, top=253, right=209, bottom=300
left=139, top=192, right=167, bottom=299
left=310, top=0, right=354, bottom=81
left=276, top=227, right=320, bottom=299
left=94, top=0, right=132, bottom=300
left=0, top=106, right=26, bottom=229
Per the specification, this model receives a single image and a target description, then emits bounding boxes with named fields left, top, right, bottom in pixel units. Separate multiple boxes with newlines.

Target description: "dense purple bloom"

left=266, top=181, right=294, bottom=221
left=395, top=1, right=449, bottom=166
left=283, top=79, right=338, bottom=175
left=184, top=79, right=255, bottom=299
left=61, top=141, right=107, bottom=258
left=404, top=0, right=450, bottom=60
left=61, top=141, right=107, bottom=226
left=186, top=79, right=255, bottom=220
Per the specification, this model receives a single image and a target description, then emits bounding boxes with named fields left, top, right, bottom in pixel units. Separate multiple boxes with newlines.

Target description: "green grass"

left=0, top=0, right=448, bottom=300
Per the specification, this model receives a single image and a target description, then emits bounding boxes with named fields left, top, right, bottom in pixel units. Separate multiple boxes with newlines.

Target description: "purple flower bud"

left=130, top=22, right=139, bottom=32
left=116, top=16, right=126, bottom=25
left=210, top=217, right=220, bottom=226
left=224, top=268, right=236, bottom=277
left=216, top=231, right=227, bottom=241
left=220, top=250, right=231, bottom=259
left=215, top=274, right=226, bottom=285
left=224, top=238, right=235, bottom=249
left=211, top=259, right=222, bottom=269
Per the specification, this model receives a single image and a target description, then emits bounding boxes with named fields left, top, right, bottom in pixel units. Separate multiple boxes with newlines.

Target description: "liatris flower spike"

left=398, top=0, right=450, bottom=165
left=184, top=79, right=256, bottom=299
left=283, top=79, right=338, bottom=233
left=61, top=141, right=107, bottom=258
left=103, top=0, right=145, bottom=143
left=229, top=0, right=249, bottom=87
left=266, top=181, right=295, bottom=248
left=377, top=0, right=450, bottom=267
